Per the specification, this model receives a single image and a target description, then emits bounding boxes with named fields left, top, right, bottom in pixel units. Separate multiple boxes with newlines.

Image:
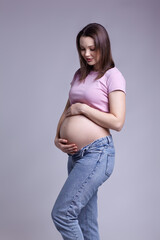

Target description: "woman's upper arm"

left=109, top=90, right=126, bottom=130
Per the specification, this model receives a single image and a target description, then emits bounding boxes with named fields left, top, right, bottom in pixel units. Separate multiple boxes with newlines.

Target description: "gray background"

left=1, top=0, right=160, bottom=239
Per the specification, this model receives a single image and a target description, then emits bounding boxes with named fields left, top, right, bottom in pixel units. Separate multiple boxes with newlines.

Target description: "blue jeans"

left=51, top=135, right=115, bottom=240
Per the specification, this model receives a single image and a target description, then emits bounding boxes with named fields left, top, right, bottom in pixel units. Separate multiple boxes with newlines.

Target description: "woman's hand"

left=65, top=103, right=85, bottom=117
left=54, top=136, right=78, bottom=154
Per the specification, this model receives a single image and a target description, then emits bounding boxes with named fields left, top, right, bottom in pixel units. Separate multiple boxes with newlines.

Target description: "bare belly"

left=60, top=115, right=110, bottom=150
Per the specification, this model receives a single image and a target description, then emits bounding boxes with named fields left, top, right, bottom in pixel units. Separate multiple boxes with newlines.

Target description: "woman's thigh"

left=53, top=145, right=115, bottom=218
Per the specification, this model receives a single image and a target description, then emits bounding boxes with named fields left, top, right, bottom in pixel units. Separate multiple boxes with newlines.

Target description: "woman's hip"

left=68, top=134, right=115, bottom=180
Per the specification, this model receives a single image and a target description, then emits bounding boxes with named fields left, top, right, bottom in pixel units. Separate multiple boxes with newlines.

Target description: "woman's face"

left=79, top=36, right=100, bottom=70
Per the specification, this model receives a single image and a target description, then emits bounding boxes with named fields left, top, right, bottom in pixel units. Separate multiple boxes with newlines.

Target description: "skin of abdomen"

left=60, top=115, right=110, bottom=150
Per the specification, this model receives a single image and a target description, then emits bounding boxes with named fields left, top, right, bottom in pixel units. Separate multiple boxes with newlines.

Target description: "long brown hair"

left=76, top=23, right=115, bottom=81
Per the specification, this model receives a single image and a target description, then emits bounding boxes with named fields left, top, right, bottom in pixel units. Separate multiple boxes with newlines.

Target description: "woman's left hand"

left=65, top=103, right=85, bottom=117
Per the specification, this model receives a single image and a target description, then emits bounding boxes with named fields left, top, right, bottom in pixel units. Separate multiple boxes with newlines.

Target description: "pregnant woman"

left=51, top=23, right=126, bottom=240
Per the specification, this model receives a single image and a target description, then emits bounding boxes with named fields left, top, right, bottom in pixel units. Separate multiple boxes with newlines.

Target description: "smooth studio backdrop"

left=1, top=0, right=160, bottom=239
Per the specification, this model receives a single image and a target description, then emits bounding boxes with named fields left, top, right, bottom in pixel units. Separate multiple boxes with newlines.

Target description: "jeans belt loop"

left=107, top=135, right=111, bottom=144
left=82, top=149, right=85, bottom=157
left=82, top=145, right=89, bottom=157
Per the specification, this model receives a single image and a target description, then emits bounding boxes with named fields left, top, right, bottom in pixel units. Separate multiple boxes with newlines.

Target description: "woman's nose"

left=85, top=49, right=90, bottom=57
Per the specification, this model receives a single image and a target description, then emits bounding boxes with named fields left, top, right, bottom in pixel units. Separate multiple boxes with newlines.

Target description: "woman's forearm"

left=65, top=91, right=126, bottom=132
left=81, top=104, right=125, bottom=131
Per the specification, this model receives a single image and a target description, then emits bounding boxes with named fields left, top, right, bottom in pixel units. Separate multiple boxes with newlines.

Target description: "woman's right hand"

left=54, top=136, right=78, bottom=154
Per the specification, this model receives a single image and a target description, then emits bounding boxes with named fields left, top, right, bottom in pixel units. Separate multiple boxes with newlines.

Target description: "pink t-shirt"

left=69, top=66, right=126, bottom=113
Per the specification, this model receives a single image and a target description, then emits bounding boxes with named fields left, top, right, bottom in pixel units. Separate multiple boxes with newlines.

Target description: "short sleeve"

left=107, top=71, right=126, bottom=94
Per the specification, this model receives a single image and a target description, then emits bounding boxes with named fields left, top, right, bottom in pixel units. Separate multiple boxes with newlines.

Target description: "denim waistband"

left=69, top=134, right=113, bottom=158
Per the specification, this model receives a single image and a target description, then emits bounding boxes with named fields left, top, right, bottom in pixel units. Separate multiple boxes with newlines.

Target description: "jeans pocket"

left=105, top=154, right=115, bottom=177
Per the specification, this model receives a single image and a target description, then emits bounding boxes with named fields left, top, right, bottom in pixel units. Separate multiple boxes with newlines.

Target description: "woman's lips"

left=86, top=58, right=93, bottom=62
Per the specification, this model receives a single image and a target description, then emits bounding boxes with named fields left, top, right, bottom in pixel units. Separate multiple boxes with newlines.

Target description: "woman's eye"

left=80, top=48, right=95, bottom=51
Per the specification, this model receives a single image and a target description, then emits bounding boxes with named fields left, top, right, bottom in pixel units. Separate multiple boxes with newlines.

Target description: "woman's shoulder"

left=70, top=68, right=81, bottom=85
left=104, top=66, right=126, bottom=93
left=74, top=68, right=81, bottom=78
left=104, top=66, right=124, bottom=78
left=104, top=66, right=126, bottom=84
